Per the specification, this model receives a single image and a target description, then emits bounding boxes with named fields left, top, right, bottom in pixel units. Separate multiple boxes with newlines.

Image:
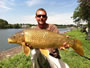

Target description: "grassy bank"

left=61, top=29, right=90, bottom=68
left=0, top=29, right=90, bottom=68
left=0, top=52, right=32, bottom=68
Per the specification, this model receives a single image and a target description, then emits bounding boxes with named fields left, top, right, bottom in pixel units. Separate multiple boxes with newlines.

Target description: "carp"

left=8, top=29, right=84, bottom=57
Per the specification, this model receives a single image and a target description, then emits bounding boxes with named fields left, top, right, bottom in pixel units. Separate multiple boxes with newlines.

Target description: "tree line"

left=0, top=19, right=36, bottom=29
left=0, top=18, right=76, bottom=29
left=72, top=0, right=90, bottom=40
left=0, top=19, right=21, bottom=29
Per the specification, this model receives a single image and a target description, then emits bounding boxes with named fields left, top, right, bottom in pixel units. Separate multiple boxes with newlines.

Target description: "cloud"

left=7, top=15, right=37, bottom=24
left=26, top=0, right=43, bottom=6
left=18, top=15, right=37, bottom=24
left=0, top=0, right=10, bottom=9
left=8, top=13, right=75, bottom=25
left=47, top=0, right=78, bottom=10
left=60, top=0, right=77, bottom=8
left=47, top=13, right=75, bottom=25
left=0, top=0, right=15, bottom=11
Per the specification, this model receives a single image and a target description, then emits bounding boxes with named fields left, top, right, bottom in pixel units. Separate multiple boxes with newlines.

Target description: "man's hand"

left=59, top=35, right=70, bottom=50
left=59, top=42, right=70, bottom=50
left=25, top=43, right=33, bottom=49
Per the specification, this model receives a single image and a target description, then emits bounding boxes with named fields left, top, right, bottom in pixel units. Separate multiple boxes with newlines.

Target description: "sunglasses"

left=36, top=15, right=47, bottom=18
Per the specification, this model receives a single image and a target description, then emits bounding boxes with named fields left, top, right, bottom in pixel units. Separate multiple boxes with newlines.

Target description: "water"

left=0, top=28, right=70, bottom=52
left=0, top=29, right=23, bottom=52
left=59, top=28, right=70, bottom=33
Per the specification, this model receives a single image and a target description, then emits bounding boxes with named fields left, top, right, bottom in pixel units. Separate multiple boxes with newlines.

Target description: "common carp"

left=8, top=29, right=84, bottom=57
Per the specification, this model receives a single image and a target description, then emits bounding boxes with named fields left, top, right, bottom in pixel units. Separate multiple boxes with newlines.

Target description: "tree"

left=13, top=24, right=22, bottom=28
left=72, top=6, right=81, bottom=26
left=0, top=19, right=8, bottom=28
left=72, top=0, right=90, bottom=40
left=79, top=0, right=90, bottom=6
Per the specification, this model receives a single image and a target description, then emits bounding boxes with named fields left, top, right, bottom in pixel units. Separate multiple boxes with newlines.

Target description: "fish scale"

left=25, top=30, right=64, bottom=48
left=8, top=29, right=84, bottom=57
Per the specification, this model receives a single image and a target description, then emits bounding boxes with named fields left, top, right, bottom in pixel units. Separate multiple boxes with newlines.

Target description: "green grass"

left=0, top=29, right=90, bottom=68
left=60, top=29, right=90, bottom=68
left=0, top=52, right=32, bottom=68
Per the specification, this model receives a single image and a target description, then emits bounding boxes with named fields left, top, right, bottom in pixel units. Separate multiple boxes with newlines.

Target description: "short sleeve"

left=48, top=24, right=59, bottom=33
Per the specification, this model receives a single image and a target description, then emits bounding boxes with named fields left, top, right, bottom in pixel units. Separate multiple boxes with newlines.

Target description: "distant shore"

left=0, top=46, right=22, bottom=60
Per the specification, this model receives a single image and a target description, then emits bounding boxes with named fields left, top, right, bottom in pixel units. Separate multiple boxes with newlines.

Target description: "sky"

left=0, top=0, right=79, bottom=25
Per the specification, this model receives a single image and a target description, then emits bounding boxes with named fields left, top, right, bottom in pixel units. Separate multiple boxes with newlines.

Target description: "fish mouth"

left=8, top=38, right=15, bottom=43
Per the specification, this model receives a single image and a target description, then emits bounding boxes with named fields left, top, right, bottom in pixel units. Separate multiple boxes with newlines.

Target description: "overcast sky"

left=0, top=0, right=78, bottom=25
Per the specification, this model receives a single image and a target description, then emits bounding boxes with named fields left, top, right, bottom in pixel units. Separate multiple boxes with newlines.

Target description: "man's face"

left=35, top=10, right=47, bottom=25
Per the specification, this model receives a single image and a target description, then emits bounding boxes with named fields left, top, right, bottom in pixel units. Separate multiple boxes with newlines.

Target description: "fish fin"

left=22, top=42, right=30, bottom=56
left=40, top=49, right=49, bottom=57
left=23, top=46, right=30, bottom=56
left=72, top=39, right=84, bottom=56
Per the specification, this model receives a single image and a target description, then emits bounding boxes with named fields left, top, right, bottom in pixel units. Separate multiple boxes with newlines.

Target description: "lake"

left=0, top=28, right=70, bottom=52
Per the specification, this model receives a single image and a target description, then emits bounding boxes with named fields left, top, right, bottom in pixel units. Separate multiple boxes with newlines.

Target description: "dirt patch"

left=0, top=46, right=22, bottom=60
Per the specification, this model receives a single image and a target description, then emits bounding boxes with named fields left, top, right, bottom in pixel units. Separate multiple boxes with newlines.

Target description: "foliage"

left=79, top=0, right=90, bottom=6
left=61, top=29, right=90, bottom=68
left=0, top=19, right=8, bottom=28
left=73, top=0, right=90, bottom=27
left=0, top=52, right=32, bottom=68
left=11, top=24, right=22, bottom=28
left=72, top=6, right=81, bottom=23
left=72, top=1, right=90, bottom=22
left=0, top=19, right=22, bottom=29
left=55, top=24, right=76, bottom=28
left=72, top=0, right=90, bottom=40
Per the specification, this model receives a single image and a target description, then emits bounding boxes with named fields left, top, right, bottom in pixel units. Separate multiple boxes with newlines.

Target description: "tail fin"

left=71, top=39, right=84, bottom=56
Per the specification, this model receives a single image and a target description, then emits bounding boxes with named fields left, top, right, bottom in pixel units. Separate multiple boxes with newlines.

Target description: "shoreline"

left=0, top=46, right=22, bottom=60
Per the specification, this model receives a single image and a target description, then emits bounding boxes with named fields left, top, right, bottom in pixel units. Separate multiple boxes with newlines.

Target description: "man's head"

left=35, top=8, right=48, bottom=25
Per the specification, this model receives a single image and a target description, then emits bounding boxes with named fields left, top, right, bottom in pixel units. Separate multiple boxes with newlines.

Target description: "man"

left=27, top=8, right=69, bottom=68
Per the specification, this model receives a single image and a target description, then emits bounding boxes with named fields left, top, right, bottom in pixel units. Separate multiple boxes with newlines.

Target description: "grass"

left=0, top=29, right=90, bottom=68
left=60, top=29, right=90, bottom=68
left=0, top=52, right=32, bottom=68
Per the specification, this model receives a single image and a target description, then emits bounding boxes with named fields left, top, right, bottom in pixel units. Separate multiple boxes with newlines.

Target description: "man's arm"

left=49, top=24, right=70, bottom=50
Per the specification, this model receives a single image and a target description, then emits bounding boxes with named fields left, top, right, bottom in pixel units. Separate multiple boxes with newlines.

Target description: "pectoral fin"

left=21, top=42, right=30, bottom=56
left=23, top=46, right=30, bottom=56
left=40, top=49, right=49, bottom=57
